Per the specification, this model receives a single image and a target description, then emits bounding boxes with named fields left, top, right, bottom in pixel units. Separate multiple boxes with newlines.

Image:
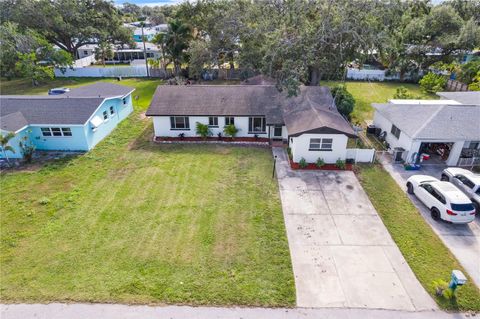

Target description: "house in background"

left=372, top=91, right=480, bottom=166
left=146, top=85, right=358, bottom=164
left=0, top=83, right=134, bottom=158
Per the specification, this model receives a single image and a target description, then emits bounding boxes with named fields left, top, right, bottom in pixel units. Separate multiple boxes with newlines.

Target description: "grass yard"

left=0, top=78, right=295, bottom=306
left=356, top=165, right=480, bottom=311
left=323, top=81, right=435, bottom=124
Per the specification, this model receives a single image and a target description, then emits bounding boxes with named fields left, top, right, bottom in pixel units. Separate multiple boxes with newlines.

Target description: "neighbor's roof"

left=0, top=82, right=134, bottom=132
left=373, top=103, right=480, bottom=140
left=146, top=85, right=355, bottom=137
left=436, top=91, right=480, bottom=106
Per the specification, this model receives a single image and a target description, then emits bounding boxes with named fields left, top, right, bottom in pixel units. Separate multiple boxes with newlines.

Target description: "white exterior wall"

left=152, top=116, right=285, bottom=138
left=373, top=111, right=415, bottom=161
left=290, top=134, right=348, bottom=163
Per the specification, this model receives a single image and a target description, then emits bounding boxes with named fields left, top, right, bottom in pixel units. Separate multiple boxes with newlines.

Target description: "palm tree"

left=94, top=41, right=114, bottom=67
left=154, top=19, right=191, bottom=75
left=0, top=132, right=16, bottom=165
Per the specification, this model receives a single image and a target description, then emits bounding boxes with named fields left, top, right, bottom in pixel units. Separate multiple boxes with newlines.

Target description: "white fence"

left=73, top=55, right=96, bottom=68
left=346, top=68, right=400, bottom=81
left=346, top=148, right=376, bottom=163
left=458, top=157, right=480, bottom=167
left=55, top=65, right=148, bottom=77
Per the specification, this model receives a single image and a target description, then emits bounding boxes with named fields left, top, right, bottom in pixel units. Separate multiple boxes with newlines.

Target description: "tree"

left=94, top=42, right=114, bottom=66
left=155, top=19, right=192, bottom=75
left=4, top=0, right=134, bottom=58
left=457, top=58, right=480, bottom=85
left=121, top=2, right=142, bottom=18
left=187, top=39, right=212, bottom=79
left=15, top=53, right=54, bottom=86
left=19, top=132, right=35, bottom=163
left=0, top=132, right=16, bottom=165
left=331, top=85, right=355, bottom=119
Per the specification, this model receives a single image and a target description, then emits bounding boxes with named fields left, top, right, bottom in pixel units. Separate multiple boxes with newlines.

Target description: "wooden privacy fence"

left=446, top=79, right=468, bottom=91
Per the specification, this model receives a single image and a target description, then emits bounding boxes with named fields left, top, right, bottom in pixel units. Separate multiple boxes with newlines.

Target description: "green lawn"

left=323, top=81, right=435, bottom=124
left=0, top=78, right=295, bottom=306
left=356, top=165, right=480, bottom=311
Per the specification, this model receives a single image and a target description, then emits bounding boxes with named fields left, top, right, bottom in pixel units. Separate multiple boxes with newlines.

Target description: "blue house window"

left=41, top=127, right=72, bottom=137
left=110, top=106, right=115, bottom=115
left=103, top=110, right=108, bottom=120
left=123, top=98, right=127, bottom=105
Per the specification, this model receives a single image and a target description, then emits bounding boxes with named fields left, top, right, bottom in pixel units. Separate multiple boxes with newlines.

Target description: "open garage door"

left=418, top=142, right=453, bottom=164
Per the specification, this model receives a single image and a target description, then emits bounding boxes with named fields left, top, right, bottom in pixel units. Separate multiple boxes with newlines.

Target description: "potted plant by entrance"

left=223, top=124, right=239, bottom=140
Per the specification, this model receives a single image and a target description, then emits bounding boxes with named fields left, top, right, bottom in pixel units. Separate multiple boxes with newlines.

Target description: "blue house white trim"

left=0, top=82, right=135, bottom=159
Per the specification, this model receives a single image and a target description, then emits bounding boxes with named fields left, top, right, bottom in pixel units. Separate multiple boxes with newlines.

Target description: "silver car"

left=441, top=167, right=480, bottom=213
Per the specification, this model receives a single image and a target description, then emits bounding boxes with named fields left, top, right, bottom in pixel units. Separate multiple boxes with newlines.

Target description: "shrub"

left=19, top=132, right=35, bottom=163
left=38, top=197, right=50, bottom=205
left=316, top=158, right=325, bottom=168
left=331, top=85, right=355, bottom=118
left=419, top=72, right=447, bottom=93
left=223, top=124, right=239, bottom=138
left=468, top=71, right=480, bottom=91
left=335, top=158, right=346, bottom=170
left=393, top=86, right=416, bottom=99
left=299, top=158, right=308, bottom=168
left=195, top=122, right=212, bottom=139
left=458, top=58, right=480, bottom=85
left=432, top=279, right=454, bottom=299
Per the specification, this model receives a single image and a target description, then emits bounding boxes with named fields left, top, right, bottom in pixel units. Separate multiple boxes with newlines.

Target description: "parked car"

left=48, top=87, right=70, bottom=95
left=406, top=175, right=476, bottom=224
left=441, top=167, right=480, bottom=213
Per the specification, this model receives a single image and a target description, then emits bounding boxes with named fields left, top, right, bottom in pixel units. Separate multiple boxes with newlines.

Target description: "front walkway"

left=378, top=153, right=480, bottom=288
left=272, top=148, right=436, bottom=310
left=0, top=303, right=469, bottom=319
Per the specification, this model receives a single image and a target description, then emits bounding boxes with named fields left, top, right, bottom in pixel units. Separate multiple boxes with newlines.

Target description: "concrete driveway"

left=273, top=148, right=436, bottom=310
left=379, top=154, right=480, bottom=288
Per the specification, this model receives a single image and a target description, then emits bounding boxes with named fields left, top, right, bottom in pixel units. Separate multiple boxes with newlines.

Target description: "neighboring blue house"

left=0, top=82, right=134, bottom=159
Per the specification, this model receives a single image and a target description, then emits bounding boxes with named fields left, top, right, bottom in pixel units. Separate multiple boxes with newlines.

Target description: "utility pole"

left=141, top=21, right=150, bottom=78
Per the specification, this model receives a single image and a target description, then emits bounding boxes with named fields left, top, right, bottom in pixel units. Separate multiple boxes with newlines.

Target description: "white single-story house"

left=146, top=85, right=357, bottom=164
left=372, top=91, right=480, bottom=166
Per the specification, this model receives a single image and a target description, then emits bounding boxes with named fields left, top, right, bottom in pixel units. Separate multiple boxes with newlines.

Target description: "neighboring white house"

left=146, top=85, right=357, bottom=164
left=372, top=91, right=480, bottom=166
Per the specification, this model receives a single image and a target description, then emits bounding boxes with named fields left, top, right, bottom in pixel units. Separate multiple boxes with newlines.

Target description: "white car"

left=441, top=167, right=480, bottom=214
left=406, top=175, right=476, bottom=224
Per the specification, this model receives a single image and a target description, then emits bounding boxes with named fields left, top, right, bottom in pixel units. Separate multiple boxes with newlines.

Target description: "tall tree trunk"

left=308, top=66, right=321, bottom=86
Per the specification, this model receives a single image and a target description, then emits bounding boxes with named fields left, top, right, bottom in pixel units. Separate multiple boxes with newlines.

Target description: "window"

left=457, top=175, right=475, bottom=189
left=83, top=50, right=88, bottom=55
left=225, top=117, right=235, bottom=126
left=110, top=106, right=115, bottom=115
left=103, top=110, right=108, bottom=120
left=469, top=141, right=480, bottom=149
left=61, top=128, right=72, bottom=136
left=41, top=127, right=72, bottom=137
left=431, top=189, right=446, bottom=204
left=41, top=127, right=52, bottom=136
left=51, top=127, right=62, bottom=136
left=208, top=116, right=219, bottom=127
left=309, top=138, right=333, bottom=151
left=451, top=203, right=475, bottom=211
left=390, top=124, right=401, bottom=139
left=248, top=117, right=266, bottom=133
left=123, top=98, right=127, bottom=105
left=170, top=116, right=190, bottom=130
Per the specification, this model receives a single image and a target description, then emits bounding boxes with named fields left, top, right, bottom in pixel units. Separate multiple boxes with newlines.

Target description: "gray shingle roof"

left=0, top=111, right=28, bottom=132
left=146, top=85, right=283, bottom=123
left=436, top=92, right=480, bottom=105
left=0, top=82, right=134, bottom=132
left=283, top=86, right=356, bottom=137
left=373, top=103, right=480, bottom=140
left=1, top=96, right=105, bottom=131
left=146, top=85, right=355, bottom=137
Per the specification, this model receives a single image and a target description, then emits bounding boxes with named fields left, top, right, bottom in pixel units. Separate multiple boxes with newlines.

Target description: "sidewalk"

left=0, top=303, right=472, bottom=319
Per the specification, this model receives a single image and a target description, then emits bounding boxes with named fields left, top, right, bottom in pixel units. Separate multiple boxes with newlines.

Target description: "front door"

left=273, top=125, right=282, bottom=139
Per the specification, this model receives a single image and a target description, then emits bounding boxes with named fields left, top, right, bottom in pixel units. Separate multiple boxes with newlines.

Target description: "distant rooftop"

left=388, top=99, right=461, bottom=105
left=436, top=91, right=480, bottom=106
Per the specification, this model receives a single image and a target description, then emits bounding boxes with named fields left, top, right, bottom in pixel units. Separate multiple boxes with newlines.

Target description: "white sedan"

left=406, top=175, right=476, bottom=224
